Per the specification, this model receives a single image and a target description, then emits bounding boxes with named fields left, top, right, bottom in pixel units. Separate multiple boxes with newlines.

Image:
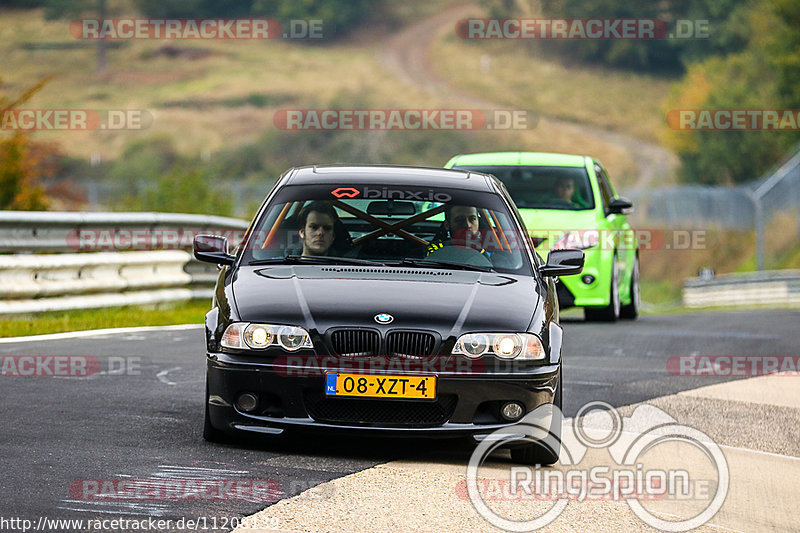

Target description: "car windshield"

left=452, top=166, right=595, bottom=211
left=240, top=183, right=532, bottom=274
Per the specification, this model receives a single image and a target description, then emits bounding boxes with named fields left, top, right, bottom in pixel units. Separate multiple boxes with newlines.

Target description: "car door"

left=594, top=162, right=635, bottom=290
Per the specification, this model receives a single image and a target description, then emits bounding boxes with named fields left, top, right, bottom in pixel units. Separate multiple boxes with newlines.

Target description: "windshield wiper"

left=396, top=258, right=494, bottom=272
left=248, top=255, right=386, bottom=266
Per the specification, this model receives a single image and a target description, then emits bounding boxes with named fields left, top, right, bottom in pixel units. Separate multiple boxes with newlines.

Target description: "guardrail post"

left=747, top=191, right=764, bottom=272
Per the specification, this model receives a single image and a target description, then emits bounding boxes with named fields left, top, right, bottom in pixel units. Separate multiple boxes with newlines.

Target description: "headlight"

left=221, top=323, right=313, bottom=351
left=452, top=333, right=545, bottom=360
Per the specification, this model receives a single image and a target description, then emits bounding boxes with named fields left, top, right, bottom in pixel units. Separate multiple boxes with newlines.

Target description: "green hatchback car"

left=445, top=152, right=639, bottom=321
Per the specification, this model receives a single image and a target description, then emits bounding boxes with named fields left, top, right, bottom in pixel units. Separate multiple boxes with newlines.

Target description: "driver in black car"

left=426, top=205, right=489, bottom=256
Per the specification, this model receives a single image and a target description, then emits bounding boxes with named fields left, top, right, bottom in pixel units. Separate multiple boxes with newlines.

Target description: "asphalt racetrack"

left=1, top=309, right=797, bottom=532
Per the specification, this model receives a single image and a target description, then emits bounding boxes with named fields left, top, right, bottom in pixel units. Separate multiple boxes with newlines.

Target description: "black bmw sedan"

left=194, top=165, right=583, bottom=465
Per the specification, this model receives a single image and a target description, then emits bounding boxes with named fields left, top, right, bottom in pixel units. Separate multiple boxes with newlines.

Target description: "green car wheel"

left=620, top=255, right=640, bottom=319
left=584, top=255, right=620, bottom=322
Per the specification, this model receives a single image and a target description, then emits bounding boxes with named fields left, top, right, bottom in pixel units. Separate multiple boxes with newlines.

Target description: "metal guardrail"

left=0, top=250, right=214, bottom=314
left=0, top=211, right=249, bottom=314
left=683, top=270, right=800, bottom=308
left=0, top=211, right=248, bottom=252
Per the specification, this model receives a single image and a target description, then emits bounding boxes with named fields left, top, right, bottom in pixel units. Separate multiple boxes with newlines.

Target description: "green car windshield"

left=453, top=166, right=595, bottom=211
left=240, top=184, right=533, bottom=274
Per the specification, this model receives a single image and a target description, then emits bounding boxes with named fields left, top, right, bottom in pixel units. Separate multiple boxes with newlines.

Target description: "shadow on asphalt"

left=206, top=430, right=477, bottom=461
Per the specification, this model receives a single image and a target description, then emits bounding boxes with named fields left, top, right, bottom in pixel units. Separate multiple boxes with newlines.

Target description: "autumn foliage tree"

left=662, top=0, right=800, bottom=184
left=0, top=134, right=54, bottom=210
left=0, top=76, right=59, bottom=210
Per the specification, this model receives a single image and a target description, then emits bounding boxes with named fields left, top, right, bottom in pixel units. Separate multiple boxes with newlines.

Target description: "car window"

left=452, top=165, right=595, bottom=211
left=240, top=184, right=533, bottom=275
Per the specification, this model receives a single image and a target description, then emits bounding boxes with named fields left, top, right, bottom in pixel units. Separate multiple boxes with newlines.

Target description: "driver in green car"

left=546, top=176, right=588, bottom=208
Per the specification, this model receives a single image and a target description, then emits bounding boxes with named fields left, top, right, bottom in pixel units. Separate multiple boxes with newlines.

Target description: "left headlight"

left=451, top=333, right=545, bottom=360
left=221, top=323, right=314, bottom=351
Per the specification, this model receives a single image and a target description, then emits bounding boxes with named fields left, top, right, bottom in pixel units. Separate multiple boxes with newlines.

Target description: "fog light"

left=581, top=274, right=595, bottom=285
left=236, top=393, right=258, bottom=412
left=501, top=401, right=525, bottom=421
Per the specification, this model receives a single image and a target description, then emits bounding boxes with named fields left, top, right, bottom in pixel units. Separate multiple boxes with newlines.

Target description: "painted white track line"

left=0, top=324, right=203, bottom=344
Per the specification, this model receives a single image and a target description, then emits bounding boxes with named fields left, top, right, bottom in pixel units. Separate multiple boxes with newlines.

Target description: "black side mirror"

left=193, top=234, right=235, bottom=266
left=540, top=249, right=584, bottom=277
left=608, top=196, right=633, bottom=215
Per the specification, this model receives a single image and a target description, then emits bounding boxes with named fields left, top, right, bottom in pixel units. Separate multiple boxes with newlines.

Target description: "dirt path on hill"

left=377, top=4, right=679, bottom=188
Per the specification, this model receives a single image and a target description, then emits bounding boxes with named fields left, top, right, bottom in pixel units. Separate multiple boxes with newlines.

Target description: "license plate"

left=325, top=373, right=436, bottom=400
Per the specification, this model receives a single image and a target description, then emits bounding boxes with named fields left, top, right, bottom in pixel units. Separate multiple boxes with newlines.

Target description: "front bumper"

left=206, top=352, right=559, bottom=439
left=555, top=248, right=610, bottom=308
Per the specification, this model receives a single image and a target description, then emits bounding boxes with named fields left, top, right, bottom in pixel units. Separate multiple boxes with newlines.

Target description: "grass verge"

left=0, top=299, right=210, bottom=338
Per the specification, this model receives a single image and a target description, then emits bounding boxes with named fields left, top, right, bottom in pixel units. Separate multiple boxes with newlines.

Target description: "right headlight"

left=220, top=322, right=313, bottom=351
left=451, top=333, right=545, bottom=360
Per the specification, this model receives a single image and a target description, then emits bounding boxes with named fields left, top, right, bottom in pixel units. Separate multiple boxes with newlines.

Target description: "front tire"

left=509, top=373, right=562, bottom=466
left=619, top=255, right=640, bottom=320
left=585, top=255, right=620, bottom=322
left=203, top=378, right=230, bottom=443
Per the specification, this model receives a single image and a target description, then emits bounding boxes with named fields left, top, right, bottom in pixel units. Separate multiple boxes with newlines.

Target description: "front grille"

left=304, top=391, right=457, bottom=428
left=386, top=331, right=436, bottom=357
left=330, top=329, right=380, bottom=356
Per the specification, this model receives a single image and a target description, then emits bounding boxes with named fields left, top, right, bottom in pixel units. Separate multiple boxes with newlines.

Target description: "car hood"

left=230, top=265, right=539, bottom=336
left=519, top=209, right=600, bottom=252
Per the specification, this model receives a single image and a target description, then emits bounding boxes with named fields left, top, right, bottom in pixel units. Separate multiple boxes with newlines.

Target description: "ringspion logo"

left=466, top=401, right=729, bottom=531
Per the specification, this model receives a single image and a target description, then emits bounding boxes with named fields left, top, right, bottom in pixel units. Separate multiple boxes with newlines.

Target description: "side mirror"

left=193, top=234, right=235, bottom=266
left=540, top=249, right=584, bottom=277
left=608, top=196, right=633, bottom=215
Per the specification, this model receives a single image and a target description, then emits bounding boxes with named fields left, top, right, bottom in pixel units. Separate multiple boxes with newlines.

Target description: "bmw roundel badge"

left=374, top=313, right=394, bottom=324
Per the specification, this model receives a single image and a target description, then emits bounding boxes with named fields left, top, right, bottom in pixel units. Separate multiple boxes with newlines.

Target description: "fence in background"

left=624, top=144, right=800, bottom=231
